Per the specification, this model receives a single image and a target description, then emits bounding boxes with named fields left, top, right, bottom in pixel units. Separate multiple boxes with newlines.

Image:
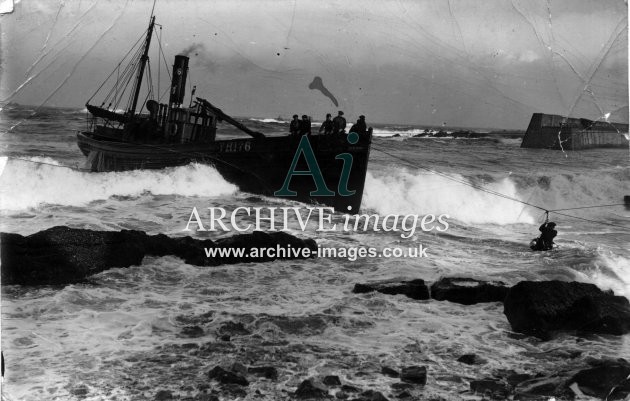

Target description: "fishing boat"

left=77, top=15, right=372, bottom=211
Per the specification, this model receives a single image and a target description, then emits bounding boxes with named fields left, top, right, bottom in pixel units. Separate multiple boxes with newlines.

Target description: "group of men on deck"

left=290, top=111, right=367, bottom=136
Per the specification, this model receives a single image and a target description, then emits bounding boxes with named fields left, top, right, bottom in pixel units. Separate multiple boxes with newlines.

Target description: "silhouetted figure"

left=531, top=221, right=557, bottom=251
left=299, top=115, right=311, bottom=136
left=332, top=111, right=346, bottom=134
left=289, top=114, right=300, bottom=136
left=350, top=115, right=367, bottom=135
left=319, top=113, right=334, bottom=135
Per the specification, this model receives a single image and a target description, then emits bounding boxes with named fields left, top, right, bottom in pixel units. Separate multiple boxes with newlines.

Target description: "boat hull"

left=77, top=132, right=372, bottom=211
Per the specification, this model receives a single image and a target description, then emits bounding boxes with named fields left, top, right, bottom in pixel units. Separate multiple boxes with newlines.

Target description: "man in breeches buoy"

left=531, top=218, right=557, bottom=251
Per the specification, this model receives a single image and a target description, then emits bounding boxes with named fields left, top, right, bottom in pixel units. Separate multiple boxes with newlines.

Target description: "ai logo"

left=274, top=132, right=359, bottom=197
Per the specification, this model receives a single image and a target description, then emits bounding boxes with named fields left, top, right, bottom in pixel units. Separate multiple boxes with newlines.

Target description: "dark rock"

left=230, top=362, right=248, bottom=376
left=505, top=372, right=535, bottom=387
left=456, top=354, right=487, bottom=365
left=513, top=376, right=573, bottom=400
left=470, top=379, right=510, bottom=399
left=356, top=390, right=389, bottom=401
left=353, top=279, right=430, bottom=300
left=570, top=359, right=630, bottom=399
left=431, top=277, right=509, bottom=305
left=248, top=366, right=278, bottom=380
left=155, top=390, right=173, bottom=400
left=1, top=227, right=317, bottom=285
left=323, top=375, right=342, bottom=386
left=336, top=391, right=349, bottom=399
left=400, top=366, right=427, bottom=385
left=503, top=281, right=630, bottom=339
left=395, top=391, right=411, bottom=399
left=207, top=366, right=249, bottom=386
left=608, top=378, right=630, bottom=400
left=70, top=385, right=89, bottom=397
left=218, top=321, right=251, bottom=336
left=390, top=383, right=413, bottom=392
left=341, top=384, right=361, bottom=393
left=219, top=334, right=230, bottom=342
left=181, top=326, right=204, bottom=338
left=381, top=366, right=399, bottom=378
left=295, top=378, right=329, bottom=398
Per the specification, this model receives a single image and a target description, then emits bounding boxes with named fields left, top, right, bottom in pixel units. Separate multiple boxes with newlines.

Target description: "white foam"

left=363, top=169, right=535, bottom=225
left=0, top=159, right=237, bottom=210
left=591, top=254, right=630, bottom=300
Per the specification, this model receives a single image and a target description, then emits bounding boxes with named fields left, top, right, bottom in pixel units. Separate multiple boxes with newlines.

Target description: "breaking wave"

left=363, top=169, right=535, bottom=225
left=249, top=118, right=287, bottom=124
left=0, top=158, right=237, bottom=211
left=363, top=166, right=629, bottom=226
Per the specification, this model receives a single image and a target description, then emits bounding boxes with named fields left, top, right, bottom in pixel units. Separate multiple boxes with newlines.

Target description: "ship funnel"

left=170, top=55, right=189, bottom=106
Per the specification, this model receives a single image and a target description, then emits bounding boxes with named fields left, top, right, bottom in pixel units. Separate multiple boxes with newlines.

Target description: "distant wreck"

left=521, top=113, right=629, bottom=150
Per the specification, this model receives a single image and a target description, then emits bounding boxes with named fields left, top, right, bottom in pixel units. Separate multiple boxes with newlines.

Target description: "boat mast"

left=128, top=15, right=156, bottom=118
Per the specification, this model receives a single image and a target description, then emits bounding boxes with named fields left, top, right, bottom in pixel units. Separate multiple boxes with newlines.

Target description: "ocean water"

left=1, top=105, right=629, bottom=400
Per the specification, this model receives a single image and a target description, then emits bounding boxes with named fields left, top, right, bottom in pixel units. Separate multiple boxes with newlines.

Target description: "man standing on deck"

left=319, top=113, right=334, bottom=135
left=332, top=111, right=346, bottom=134
left=350, top=115, right=367, bottom=135
left=299, top=115, right=312, bottom=136
left=289, top=114, right=300, bottom=136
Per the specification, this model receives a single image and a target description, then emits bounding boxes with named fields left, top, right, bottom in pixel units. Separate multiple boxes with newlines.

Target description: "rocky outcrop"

left=1, top=226, right=317, bottom=286
left=469, top=359, right=630, bottom=400
left=503, top=280, right=630, bottom=339
left=352, top=279, right=430, bottom=300
left=430, top=277, right=508, bottom=305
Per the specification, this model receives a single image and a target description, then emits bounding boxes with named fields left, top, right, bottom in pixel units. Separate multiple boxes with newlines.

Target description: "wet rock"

left=355, top=389, right=389, bottom=401
left=341, top=384, right=361, bottom=393
left=218, top=321, right=251, bottom=336
left=400, top=366, right=427, bottom=385
left=431, top=277, right=508, bottom=305
left=390, top=383, right=413, bottom=392
left=456, top=354, right=487, bottom=365
left=513, top=376, right=574, bottom=400
left=1, top=227, right=317, bottom=285
left=194, top=395, right=219, bottom=401
left=323, top=375, right=342, bottom=386
left=295, top=378, right=329, bottom=398
left=230, top=362, right=248, bottom=376
left=70, top=385, right=89, bottom=397
left=155, top=390, right=173, bottom=400
left=353, top=279, right=430, bottom=300
left=503, top=281, right=630, bottom=339
left=608, top=379, right=630, bottom=400
left=381, top=366, right=399, bottom=378
left=470, top=379, right=510, bottom=399
left=248, top=366, right=278, bottom=381
left=569, top=359, right=630, bottom=399
left=181, top=326, right=204, bottom=338
left=207, top=366, right=249, bottom=386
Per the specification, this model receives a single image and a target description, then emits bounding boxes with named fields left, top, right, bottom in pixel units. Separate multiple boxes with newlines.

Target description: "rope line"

left=370, top=143, right=630, bottom=232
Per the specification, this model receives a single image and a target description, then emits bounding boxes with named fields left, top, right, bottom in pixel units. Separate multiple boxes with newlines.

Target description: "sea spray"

left=363, top=169, right=535, bottom=225
left=0, top=159, right=236, bottom=210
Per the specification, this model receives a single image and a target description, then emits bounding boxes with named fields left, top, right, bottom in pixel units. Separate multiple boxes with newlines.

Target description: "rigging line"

left=372, top=144, right=629, bottom=231
left=548, top=203, right=628, bottom=212
left=549, top=210, right=630, bottom=231
left=371, top=144, right=547, bottom=212
left=102, top=43, right=145, bottom=103
left=87, top=30, right=147, bottom=104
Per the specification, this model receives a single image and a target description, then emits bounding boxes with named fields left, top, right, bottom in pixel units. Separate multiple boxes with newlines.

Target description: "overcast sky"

left=0, top=0, right=627, bottom=129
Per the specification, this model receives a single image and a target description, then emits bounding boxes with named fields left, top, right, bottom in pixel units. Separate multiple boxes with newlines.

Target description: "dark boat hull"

left=77, top=132, right=372, bottom=211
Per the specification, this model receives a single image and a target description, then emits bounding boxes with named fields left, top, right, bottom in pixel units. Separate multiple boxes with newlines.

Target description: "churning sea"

left=1, top=105, right=629, bottom=400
